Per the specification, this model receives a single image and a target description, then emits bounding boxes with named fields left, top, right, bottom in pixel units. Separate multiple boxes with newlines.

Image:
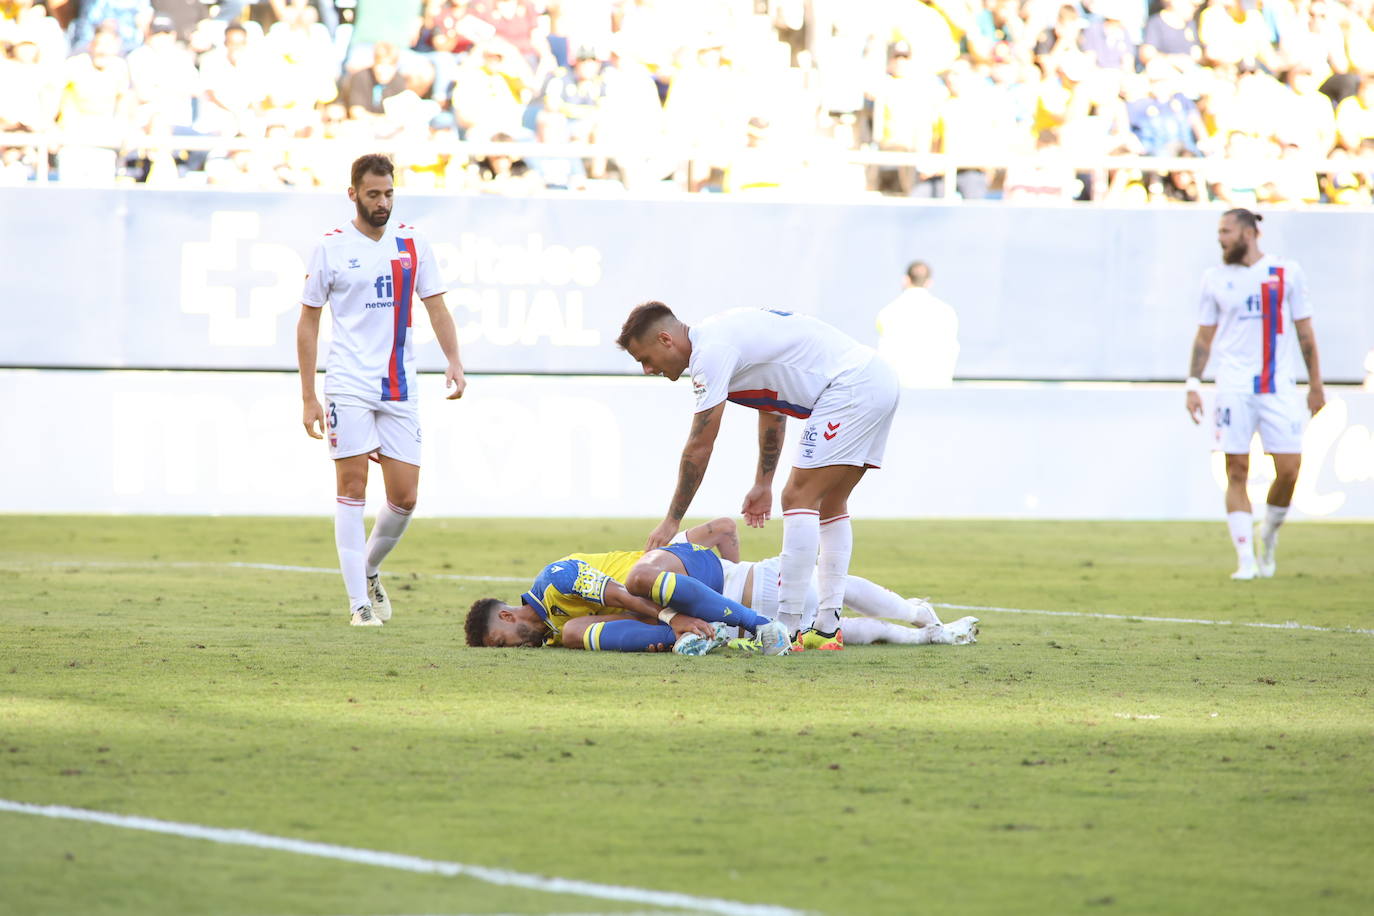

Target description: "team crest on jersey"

left=396, top=250, right=413, bottom=270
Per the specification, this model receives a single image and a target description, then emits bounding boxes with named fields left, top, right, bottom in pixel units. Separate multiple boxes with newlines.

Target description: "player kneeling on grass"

left=465, top=519, right=792, bottom=655
left=465, top=517, right=977, bottom=653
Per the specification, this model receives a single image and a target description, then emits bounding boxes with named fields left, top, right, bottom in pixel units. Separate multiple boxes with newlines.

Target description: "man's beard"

left=356, top=199, right=390, bottom=228
left=1221, top=241, right=1248, bottom=265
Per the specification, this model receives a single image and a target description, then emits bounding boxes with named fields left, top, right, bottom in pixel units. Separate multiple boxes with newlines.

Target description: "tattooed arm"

left=1293, top=317, right=1325, bottom=416
left=1186, top=324, right=1216, bottom=424
left=646, top=403, right=726, bottom=550
left=741, top=412, right=785, bottom=528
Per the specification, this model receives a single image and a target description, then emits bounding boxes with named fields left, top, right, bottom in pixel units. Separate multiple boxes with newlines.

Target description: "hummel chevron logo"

left=823, top=421, right=841, bottom=441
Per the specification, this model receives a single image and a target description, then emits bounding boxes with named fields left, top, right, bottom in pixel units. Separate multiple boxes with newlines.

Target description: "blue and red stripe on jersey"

left=382, top=236, right=418, bottom=401
left=728, top=388, right=812, bottom=418
left=1254, top=265, right=1284, bottom=394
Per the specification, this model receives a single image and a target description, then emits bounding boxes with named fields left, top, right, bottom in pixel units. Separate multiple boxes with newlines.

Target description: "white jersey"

left=1198, top=254, right=1311, bottom=394
left=302, top=220, right=445, bottom=402
left=688, top=308, right=874, bottom=416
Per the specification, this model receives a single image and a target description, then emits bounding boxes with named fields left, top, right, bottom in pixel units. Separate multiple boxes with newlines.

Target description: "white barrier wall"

left=5, top=370, right=1372, bottom=520
left=3, top=189, right=1373, bottom=382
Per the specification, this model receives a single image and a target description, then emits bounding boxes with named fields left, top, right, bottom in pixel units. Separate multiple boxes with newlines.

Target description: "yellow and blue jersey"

left=520, top=544, right=724, bottom=646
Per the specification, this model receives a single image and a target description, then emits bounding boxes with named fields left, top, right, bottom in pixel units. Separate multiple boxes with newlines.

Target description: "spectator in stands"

left=1034, top=4, right=1086, bottom=64
left=1283, top=63, right=1337, bottom=154
left=346, top=0, right=424, bottom=69
left=1198, top=0, right=1280, bottom=71
left=345, top=40, right=408, bottom=122
left=473, top=129, right=544, bottom=193
left=0, top=38, right=57, bottom=132
left=0, top=144, right=33, bottom=183
left=469, top=0, right=540, bottom=67
left=1003, top=128, right=1081, bottom=200
left=596, top=38, right=668, bottom=189
left=196, top=21, right=268, bottom=136
left=1161, top=150, right=1208, bottom=201
left=536, top=44, right=606, bottom=142
left=869, top=40, right=945, bottom=196
left=663, top=40, right=742, bottom=192
left=1319, top=144, right=1371, bottom=200
left=1128, top=64, right=1204, bottom=155
left=451, top=37, right=533, bottom=138
left=0, top=0, right=68, bottom=64
left=55, top=25, right=130, bottom=182
left=1078, top=0, right=1137, bottom=74
left=932, top=59, right=1012, bottom=199
left=1207, top=129, right=1265, bottom=203
left=1336, top=72, right=1374, bottom=149
left=1279, top=0, right=1347, bottom=87
left=1141, top=0, right=1203, bottom=72
left=71, top=0, right=152, bottom=54
left=127, top=16, right=198, bottom=134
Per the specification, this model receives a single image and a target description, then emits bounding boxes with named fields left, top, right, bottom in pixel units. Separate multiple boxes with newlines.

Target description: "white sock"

left=842, top=617, right=938, bottom=645
left=777, top=509, right=820, bottom=617
left=335, top=497, right=368, bottom=610
left=841, top=575, right=942, bottom=625
left=775, top=610, right=804, bottom=635
left=815, top=514, right=852, bottom=633
left=1227, top=511, right=1255, bottom=568
left=1260, top=504, right=1288, bottom=543
left=365, top=500, right=413, bottom=577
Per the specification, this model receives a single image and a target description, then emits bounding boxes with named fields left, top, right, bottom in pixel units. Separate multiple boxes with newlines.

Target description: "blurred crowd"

left=2, top=0, right=1373, bottom=202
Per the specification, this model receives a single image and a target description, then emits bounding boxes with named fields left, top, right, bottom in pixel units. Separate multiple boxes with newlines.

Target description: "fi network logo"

left=181, top=211, right=305, bottom=346
left=374, top=275, right=394, bottom=298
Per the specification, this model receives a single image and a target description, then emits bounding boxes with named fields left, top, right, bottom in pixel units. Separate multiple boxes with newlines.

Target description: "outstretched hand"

left=645, top=518, right=680, bottom=551
left=741, top=484, right=772, bottom=528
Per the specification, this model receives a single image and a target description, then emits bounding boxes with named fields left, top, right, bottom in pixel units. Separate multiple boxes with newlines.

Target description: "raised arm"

left=647, top=403, right=726, bottom=550
left=741, top=411, right=785, bottom=528
left=1185, top=324, right=1216, bottom=424
left=1294, top=317, right=1325, bottom=416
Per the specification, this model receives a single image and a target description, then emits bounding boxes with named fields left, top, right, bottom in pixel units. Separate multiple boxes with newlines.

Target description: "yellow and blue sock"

left=650, top=571, right=770, bottom=632
left=582, top=620, right=675, bottom=652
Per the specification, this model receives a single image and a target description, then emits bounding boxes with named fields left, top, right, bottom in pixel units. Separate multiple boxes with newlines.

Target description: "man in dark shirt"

left=345, top=41, right=408, bottom=120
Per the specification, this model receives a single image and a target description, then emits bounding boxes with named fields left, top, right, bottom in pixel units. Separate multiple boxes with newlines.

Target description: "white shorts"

left=325, top=393, right=422, bottom=465
left=795, top=355, right=900, bottom=469
left=1213, top=390, right=1305, bottom=454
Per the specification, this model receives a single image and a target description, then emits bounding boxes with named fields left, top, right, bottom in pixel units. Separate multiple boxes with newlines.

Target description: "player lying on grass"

left=465, top=518, right=978, bottom=653
left=465, top=518, right=791, bottom=655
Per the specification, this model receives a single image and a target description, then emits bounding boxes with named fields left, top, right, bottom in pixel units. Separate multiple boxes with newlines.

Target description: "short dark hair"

left=351, top=153, right=395, bottom=189
left=465, top=598, right=504, bottom=647
left=906, top=260, right=932, bottom=286
left=616, top=301, right=675, bottom=350
left=1223, top=208, right=1263, bottom=231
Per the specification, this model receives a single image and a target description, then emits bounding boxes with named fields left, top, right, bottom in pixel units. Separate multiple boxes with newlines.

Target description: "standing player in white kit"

left=296, top=154, right=466, bottom=626
left=617, top=302, right=900, bottom=651
left=1185, top=209, right=1325, bottom=580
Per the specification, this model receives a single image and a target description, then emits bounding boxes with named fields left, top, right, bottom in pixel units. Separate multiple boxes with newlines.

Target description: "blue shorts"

left=660, top=543, right=724, bottom=593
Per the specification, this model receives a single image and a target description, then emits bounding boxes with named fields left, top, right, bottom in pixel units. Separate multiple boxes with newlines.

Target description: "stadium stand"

left=0, top=0, right=1372, bottom=201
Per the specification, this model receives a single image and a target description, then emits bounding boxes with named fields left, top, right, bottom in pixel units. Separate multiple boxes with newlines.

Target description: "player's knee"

left=390, top=494, right=417, bottom=512
left=623, top=564, right=657, bottom=597
left=1225, top=462, right=1249, bottom=486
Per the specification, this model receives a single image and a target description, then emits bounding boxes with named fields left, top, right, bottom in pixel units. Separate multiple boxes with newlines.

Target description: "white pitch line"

left=935, top=602, right=1374, bottom=637
left=15, top=560, right=1372, bottom=637
left=0, top=799, right=802, bottom=916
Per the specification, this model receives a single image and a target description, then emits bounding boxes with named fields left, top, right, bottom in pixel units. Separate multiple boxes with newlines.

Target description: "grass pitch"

left=2, top=516, right=1372, bottom=915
